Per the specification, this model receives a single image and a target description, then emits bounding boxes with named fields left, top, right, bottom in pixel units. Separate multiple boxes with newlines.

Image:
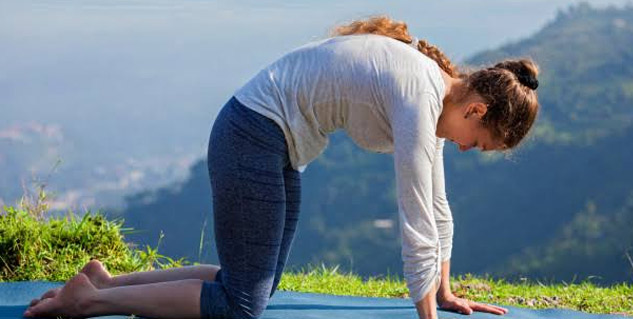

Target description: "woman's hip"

left=208, top=97, right=288, bottom=164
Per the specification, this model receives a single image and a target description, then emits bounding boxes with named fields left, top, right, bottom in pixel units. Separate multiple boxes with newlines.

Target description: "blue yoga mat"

left=0, top=281, right=629, bottom=319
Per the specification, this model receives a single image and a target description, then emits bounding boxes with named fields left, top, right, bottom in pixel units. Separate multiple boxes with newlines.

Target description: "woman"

left=25, top=16, right=538, bottom=319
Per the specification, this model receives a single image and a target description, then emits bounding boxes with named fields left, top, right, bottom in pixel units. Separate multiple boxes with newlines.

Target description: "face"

left=437, top=101, right=505, bottom=153
left=447, top=119, right=498, bottom=152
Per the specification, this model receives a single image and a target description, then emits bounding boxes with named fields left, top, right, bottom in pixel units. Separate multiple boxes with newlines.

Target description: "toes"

left=41, top=287, right=61, bottom=299
left=25, top=297, right=58, bottom=317
left=29, top=287, right=61, bottom=308
left=458, top=306, right=473, bottom=315
left=25, top=275, right=93, bottom=318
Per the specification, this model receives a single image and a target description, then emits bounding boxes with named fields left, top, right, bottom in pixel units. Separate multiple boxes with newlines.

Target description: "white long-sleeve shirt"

left=233, top=34, right=454, bottom=303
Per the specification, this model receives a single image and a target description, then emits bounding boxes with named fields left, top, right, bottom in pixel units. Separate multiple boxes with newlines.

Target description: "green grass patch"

left=279, top=264, right=409, bottom=298
left=1, top=200, right=631, bottom=317
left=0, top=206, right=185, bottom=282
left=449, top=273, right=633, bottom=316
left=279, top=265, right=633, bottom=316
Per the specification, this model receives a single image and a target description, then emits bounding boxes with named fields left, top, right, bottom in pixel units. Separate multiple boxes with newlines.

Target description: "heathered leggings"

left=201, top=96, right=301, bottom=319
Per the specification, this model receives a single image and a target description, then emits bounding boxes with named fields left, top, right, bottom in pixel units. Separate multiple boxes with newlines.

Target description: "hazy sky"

left=1, top=0, right=631, bottom=173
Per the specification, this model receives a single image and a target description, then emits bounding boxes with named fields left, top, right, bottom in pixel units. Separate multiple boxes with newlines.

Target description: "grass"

left=0, top=206, right=186, bottom=282
left=1, top=186, right=631, bottom=317
left=279, top=264, right=633, bottom=316
left=279, top=264, right=409, bottom=298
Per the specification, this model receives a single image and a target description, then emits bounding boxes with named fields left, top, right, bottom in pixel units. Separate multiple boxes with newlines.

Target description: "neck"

left=440, top=70, right=465, bottom=105
left=437, top=70, right=465, bottom=138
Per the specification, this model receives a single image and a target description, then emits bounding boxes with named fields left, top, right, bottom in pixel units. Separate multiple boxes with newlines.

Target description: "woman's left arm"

left=437, top=259, right=452, bottom=301
left=436, top=259, right=509, bottom=315
left=431, top=139, right=509, bottom=316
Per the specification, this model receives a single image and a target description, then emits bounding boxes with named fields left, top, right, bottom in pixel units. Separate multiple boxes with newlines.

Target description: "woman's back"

left=234, top=34, right=446, bottom=172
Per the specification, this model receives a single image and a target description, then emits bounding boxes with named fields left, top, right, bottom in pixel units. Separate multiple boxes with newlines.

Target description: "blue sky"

left=3, top=0, right=630, bottom=134
left=0, top=0, right=630, bottom=208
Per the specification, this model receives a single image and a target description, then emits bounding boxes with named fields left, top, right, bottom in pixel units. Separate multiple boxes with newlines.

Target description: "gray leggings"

left=201, top=97, right=301, bottom=319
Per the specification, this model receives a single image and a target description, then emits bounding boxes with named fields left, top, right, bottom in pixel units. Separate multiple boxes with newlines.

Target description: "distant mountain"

left=497, top=190, right=633, bottom=284
left=447, top=119, right=633, bottom=282
left=0, top=121, right=196, bottom=212
left=459, top=2, right=633, bottom=283
left=115, top=3, right=633, bottom=284
left=115, top=160, right=213, bottom=261
left=468, top=2, right=633, bottom=145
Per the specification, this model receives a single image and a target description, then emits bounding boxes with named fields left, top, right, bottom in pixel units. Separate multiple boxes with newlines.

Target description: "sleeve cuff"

left=408, top=262, right=442, bottom=304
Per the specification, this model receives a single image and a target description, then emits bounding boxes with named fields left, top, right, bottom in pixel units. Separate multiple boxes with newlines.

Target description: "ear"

left=463, top=102, right=488, bottom=119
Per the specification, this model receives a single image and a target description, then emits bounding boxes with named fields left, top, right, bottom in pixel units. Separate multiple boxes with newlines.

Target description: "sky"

left=1, top=0, right=631, bottom=209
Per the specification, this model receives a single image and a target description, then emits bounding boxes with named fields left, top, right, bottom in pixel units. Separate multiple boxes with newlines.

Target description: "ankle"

left=105, top=276, right=120, bottom=289
left=77, top=290, right=101, bottom=317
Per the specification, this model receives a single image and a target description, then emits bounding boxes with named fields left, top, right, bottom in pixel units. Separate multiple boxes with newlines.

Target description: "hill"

left=114, top=3, right=633, bottom=285
left=468, top=2, right=633, bottom=145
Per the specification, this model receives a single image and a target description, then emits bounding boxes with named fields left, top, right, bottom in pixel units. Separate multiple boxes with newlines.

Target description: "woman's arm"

left=437, top=259, right=452, bottom=301
left=429, top=139, right=509, bottom=316
left=431, top=137, right=455, bottom=263
left=415, top=280, right=439, bottom=319
left=411, top=137, right=454, bottom=319
left=431, top=137, right=455, bottom=302
left=429, top=137, right=508, bottom=316
left=436, top=258, right=509, bottom=315
left=390, top=90, right=443, bottom=319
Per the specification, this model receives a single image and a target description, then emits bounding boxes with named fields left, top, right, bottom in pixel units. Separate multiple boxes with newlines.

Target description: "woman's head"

left=460, top=60, right=540, bottom=150
left=439, top=60, right=540, bottom=152
left=333, top=16, right=540, bottom=152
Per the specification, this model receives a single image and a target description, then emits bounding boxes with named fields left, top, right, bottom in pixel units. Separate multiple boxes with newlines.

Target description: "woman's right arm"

left=414, top=280, right=440, bottom=319
left=391, top=91, right=444, bottom=319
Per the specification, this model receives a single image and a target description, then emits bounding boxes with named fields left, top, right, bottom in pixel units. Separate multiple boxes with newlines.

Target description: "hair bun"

left=494, top=59, right=539, bottom=91
left=517, top=73, right=539, bottom=90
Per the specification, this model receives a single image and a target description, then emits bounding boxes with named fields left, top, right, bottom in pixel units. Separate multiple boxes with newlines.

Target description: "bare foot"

left=29, top=259, right=113, bottom=308
left=80, top=259, right=114, bottom=289
left=24, top=272, right=98, bottom=318
left=28, top=287, right=61, bottom=307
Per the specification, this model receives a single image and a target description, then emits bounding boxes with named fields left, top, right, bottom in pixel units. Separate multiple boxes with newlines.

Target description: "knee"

left=225, top=293, right=269, bottom=319
left=200, top=281, right=270, bottom=319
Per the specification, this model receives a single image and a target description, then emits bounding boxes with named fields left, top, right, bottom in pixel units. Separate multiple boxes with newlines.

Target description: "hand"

left=437, top=292, right=508, bottom=316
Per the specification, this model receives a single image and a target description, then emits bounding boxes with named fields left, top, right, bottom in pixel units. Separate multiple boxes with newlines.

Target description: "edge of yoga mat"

left=0, top=281, right=630, bottom=319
